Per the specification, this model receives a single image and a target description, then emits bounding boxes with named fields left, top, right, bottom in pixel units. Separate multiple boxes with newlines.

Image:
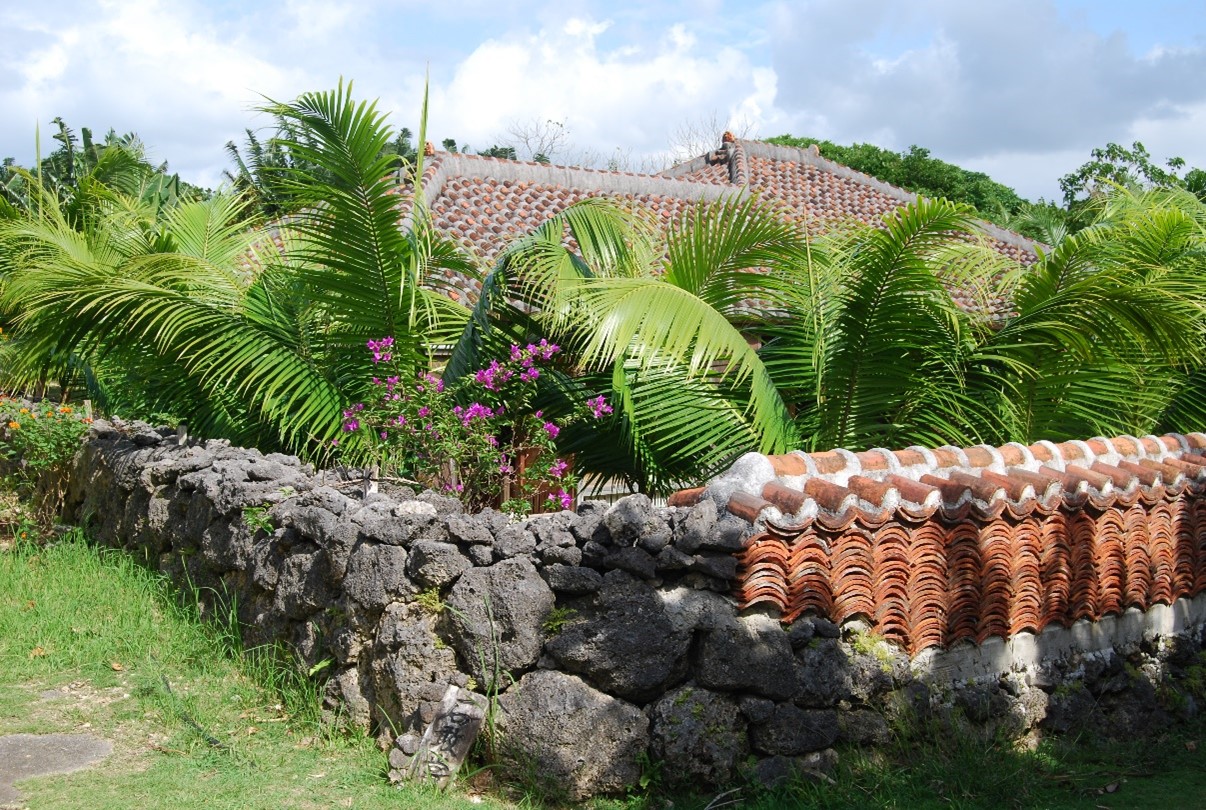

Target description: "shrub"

left=338, top=339, right=611, bottom=513
left=0, top=398, right=91, bottom=521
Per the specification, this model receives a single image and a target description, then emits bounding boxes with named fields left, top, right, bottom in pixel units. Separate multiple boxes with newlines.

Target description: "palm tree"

left=448, top=194, right=816, bottom=493
left=0, top=81, right=475, bottom=458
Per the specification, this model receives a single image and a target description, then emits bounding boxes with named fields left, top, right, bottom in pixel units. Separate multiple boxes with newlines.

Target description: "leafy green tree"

left=1, top=119, right=201, bottom=223
left=1057, top=142, right=1206, bottom=236
left=1058, top=141, right=1194, bottom=205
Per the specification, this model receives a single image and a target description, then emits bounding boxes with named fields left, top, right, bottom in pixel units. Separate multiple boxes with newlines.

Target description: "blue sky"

left=3, top=0, right=1204, bottom=202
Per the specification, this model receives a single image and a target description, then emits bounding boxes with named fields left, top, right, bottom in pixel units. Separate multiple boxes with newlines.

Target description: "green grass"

left=0, top=530, right=506, bottom=809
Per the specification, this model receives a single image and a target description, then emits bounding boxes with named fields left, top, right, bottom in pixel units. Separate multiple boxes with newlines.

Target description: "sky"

left=3, top=0, right=1205, bottom=203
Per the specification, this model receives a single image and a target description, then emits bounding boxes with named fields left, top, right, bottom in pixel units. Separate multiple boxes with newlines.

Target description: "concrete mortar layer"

left=53, top=416, right=1206, bottom=800
left=911, top=592, right=1206, bottom=684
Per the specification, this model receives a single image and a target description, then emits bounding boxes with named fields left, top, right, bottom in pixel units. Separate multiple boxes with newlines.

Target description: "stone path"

left=0, top=733, right=112, bottom=806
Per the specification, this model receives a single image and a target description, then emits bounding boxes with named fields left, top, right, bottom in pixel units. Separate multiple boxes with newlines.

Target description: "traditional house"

left=404, top=134, right=1041, bottom=313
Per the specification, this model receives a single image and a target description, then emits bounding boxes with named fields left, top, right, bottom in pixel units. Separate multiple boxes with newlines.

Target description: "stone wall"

left=61, top=419, right=1206, bottom=799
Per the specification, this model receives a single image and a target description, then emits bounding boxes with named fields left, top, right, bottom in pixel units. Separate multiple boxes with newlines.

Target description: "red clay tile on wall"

left=692, top=432, right=1206, bottom=655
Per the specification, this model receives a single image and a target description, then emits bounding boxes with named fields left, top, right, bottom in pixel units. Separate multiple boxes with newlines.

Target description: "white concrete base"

left=909, top=593, right=1206, bottom=684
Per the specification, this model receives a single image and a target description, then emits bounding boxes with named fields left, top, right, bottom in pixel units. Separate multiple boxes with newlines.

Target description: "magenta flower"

left=547, top=489, right=573, bottom=510
left=474, top=360, right=514, bottom=391
left=367, top=337, right=394, bottom=364
left=460, top=402, right=495, bottom=426
left=587, top=395, right=614, bottom=419
left=549, top=459, right=568, bottom=478
left=520, top=366, right=540, bottom=382
left=543, top=421, right=560, bottom=439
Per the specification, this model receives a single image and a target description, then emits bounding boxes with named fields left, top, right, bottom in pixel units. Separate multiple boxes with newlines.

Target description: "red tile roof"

left=674, top=432, right=1206, bottom=654
left=405, top=140, right=1041, bottom=310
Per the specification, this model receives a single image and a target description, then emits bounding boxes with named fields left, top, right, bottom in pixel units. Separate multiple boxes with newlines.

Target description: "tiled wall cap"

left=752, top=504, right=786, bottom=533
left=706, top=451, right=777, bottom=512
left=1032, top=439, right=1064, bottom=470
left=935, top=445, right=970, bottom=471
left=830, top=448, right=862, bottom=485
left=1001, top=442, right=1037, bottom=471
left=789, top=498, right=820, bottom=525
left=969, top=444, right=1006, bottom=473
left=1066, top=440, right=1098, bottom=468
left=1089, top=436, right=1122, bottom=466
left=794, top=449, right=819, bottom=474
left=866, top=448, right=901, bottom=475
left=1157, top=433, right=1186, bottom=453
left=785, top=450, right=818, bottom=488
left=903, top=445, right=940, bottom=475
left=1114, top=434, right=1146, bottom=460
left=1139, top=435, right=1167, bottom=458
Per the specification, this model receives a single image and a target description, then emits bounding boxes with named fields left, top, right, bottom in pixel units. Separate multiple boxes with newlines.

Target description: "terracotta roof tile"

left=407, top=140, right=1041, bottom=317
left=684, top=431, right=1206, bottom=654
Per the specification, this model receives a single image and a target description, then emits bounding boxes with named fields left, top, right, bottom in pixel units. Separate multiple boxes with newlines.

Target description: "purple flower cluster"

left=546, top=489, right=574, bottom=510
left=366, top=337, right=394, bottom=364
left=511, top=339, right=560, bottom=364
left=474, top=360, right=515, bottom=391
left=342, top=402, right=365, bottom=432
left=453, top=402, right=495, bottom=426
left=587, top=395, right=614, bottom=419
left=342, top=335, right=616, bottom=515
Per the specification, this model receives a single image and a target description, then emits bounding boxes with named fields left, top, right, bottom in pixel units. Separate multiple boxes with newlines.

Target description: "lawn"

left=0, top=529, right=507, bottom=810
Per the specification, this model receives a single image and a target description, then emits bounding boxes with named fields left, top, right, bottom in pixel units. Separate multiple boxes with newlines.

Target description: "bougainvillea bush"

left=339, top=338, right=611, bottom=513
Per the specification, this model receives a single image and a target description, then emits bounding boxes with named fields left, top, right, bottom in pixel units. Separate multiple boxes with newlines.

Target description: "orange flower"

left=58, top=405, right=72, bottom=414
left=7, top=421, right=19, bottom=429
left=18, top=408, right=28, bottom=414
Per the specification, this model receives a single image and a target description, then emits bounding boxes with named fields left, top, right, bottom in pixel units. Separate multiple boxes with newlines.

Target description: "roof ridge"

left=413, top=151, right=753, bottom=213
left=731, top=138, right=1042, bottom=252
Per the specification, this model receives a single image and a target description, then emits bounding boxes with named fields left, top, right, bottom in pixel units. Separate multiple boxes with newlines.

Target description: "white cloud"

left=1, top=0, right=1203, bottom=204
left=0, top=1, right=311, bottom=187
left=431, top=15, right=771, bottom=163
